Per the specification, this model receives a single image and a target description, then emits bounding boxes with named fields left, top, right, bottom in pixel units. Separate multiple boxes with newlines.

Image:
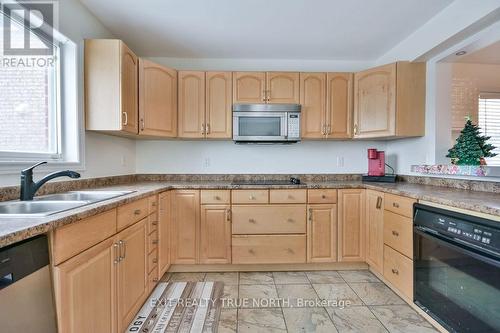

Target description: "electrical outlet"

left=336, top=156, right=344, bottom=167
left=203, top=157, right=210, bottom=168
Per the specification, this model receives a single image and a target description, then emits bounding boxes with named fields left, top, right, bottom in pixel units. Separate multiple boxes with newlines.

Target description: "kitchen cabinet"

left=338, top=189, right=366, bottom=262
left=54, top=237, right=117, bottom=333
left=158, top=191, right=171, bottom=276
left=353, top=61, right=425, bottom=139
left=138, top=59, right=177, bottom=138
left=232, top=235, right=306, bottom=264
left=116, top=219, right=148, bottom=332
left=300, top=72, right=353, bottom=139
left=327, top=73, right=353, bottom=138
left=85, top=39, right=138, bottom=136
left=365, top=190, right=384, bottom=274
left=178, top=71, right=232, bottom=139
left=233, top=71, right=299, bottom=104
left=307, top=204, right=337, bottom=263
left=200, top=204, right=232, bottom=264
left=171, top=190, right=200, bottom=264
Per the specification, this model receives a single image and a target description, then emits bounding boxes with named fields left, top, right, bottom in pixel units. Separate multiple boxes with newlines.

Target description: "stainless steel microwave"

left=232, top=104, right=301, bottom=143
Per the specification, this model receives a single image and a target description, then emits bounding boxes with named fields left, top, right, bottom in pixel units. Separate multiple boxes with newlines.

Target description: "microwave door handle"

left=282, top=113, right=288, bottom=138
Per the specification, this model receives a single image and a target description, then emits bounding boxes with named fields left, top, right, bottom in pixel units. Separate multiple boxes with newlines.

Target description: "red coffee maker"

left=367, top=148, right=385, bottom=176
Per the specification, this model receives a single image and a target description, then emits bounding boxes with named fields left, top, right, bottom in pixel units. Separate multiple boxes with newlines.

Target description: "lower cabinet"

left=200, top=204, right=232, bottom=264
left=384, top=245, right=413, bottom=299
left=232, top=235, right=306, bottom=264
left=53, top=219, right=148, bottom=333
left=307, top=204, right=337, bottom=262
left=365, top=190, right=384, bottom=274
left=171, top=190, right=200, bottom=264
left=338, top=189, right=366, bottom=262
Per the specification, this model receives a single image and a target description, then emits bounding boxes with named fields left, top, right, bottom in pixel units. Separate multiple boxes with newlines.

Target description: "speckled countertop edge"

left=0, top=180, right=499, bottom=248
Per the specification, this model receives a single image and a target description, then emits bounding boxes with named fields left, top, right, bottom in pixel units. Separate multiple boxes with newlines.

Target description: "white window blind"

left=478, top=93, right=500, bottom=166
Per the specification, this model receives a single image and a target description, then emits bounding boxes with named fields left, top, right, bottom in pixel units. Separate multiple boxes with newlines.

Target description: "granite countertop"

left=0, top=180, right=499, bottom=248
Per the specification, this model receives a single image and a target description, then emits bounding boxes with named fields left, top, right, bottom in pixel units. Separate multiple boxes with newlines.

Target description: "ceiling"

left=454, top=40, right=500, bottom=64
left=79, top=0, right=453, bottom=60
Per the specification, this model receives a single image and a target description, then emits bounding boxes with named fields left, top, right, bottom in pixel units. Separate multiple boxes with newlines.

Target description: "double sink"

left=0, top=190, right=134, bottom=217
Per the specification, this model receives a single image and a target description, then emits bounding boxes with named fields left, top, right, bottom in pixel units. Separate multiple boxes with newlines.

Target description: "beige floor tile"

left=306, top=271, right=344, bottom=284
left=313, top=283, right=363, bottom=306
left=339, top=270, right=380, bottom=283
left=275, top=284, right=319, bottom=308
left=282, top=307, right=338, bottom=333
left=326, top=306, right=388, bottom=333
left=238, top=308, right=287, bottom=333
left=272, top=271, right=309, bottom=284
left=349, top=283, right=405, bottom=306
left=239, top=284, right=279, bottom=308
left=167, top=272, right=206, bottom=282
left=204, top=272, right=239, bottom=285
left=370, top=305, right=438, bottom=333
left=218, top=308, right=237, bottom=333
left=239, top=271, right=274, bottom=284
left=221, top=284, right=239, bottom=308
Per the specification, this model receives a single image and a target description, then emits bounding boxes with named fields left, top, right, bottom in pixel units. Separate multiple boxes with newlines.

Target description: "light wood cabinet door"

left=206, top=72, right=232, bottom=139
left=158, top=191, right=171, bottom=276
left=307, top=204, right=337, bottom=263
left=338, top=189, right=366, bottom=262
left=200, top=205, right=232, bottom=264
left=171, top=190, right=200, bottom=264
left=365, top=190, right=384, bottom=274
left=300, top=72, right=326, bottom=139
left=354, top=63, right=396, bottom=138
left=233, top=72, right=266, bottom=103
left=116, top=219, right=148, bottom=332
left=138, top=59, right=177, bottom=137
left=327, top=73, right=353, bottom=138
left=178, top=71, right=206, bottom=138
left=267, top=72, right=300, bottom=104
left=120, top=42, right=139, bottom=134
left=54, top=237, right=117, bottom=333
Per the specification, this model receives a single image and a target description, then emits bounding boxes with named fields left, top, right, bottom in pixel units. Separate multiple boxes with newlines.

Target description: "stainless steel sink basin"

left=0, top=190, right=135, bottom=217
left=36, top=190, right=134, bottom=202
left=0, top=200, right=90, bottom=217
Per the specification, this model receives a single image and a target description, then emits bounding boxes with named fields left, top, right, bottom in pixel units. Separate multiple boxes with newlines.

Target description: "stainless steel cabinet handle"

left=113, top=243, right=119, bottom=264
left=206, top=123, right=211, bottom=134
left=308, top=208, right=313, bottom=222
left=262, top=91, right=266, bottom=102
left=118, top=240, right=124, bottom=261
left=327, top=124, right=332, bottom=134
left=392, top=230, right=399, bottom=237
left=122, top=112, right=128, bottom=126
left=226, top=209, right=231, bottom=221
left=140, top=118, right=145, bottom=131
left=249, top=195, right=255, bottom=200
left=392, top=268, right=399, bottom=275
left=354, top=124, right=358, bottom=135
left=376, top=196, right=382, bottom=209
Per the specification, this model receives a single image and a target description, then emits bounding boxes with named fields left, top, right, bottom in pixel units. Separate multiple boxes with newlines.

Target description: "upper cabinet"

left=300, top=72, right=353, bottom=139
left=178, top=71, right=232, bottom=139
left=233, top=71, right=299, bottom=104
left=353, top=62, right=425, bottom=139
left=138, top=59, right=177, bottom=138
left=85, top=39, right=138, bottom=136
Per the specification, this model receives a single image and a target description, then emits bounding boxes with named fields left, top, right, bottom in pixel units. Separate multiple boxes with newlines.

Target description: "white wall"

left=136, top=140, right=386, bottom=174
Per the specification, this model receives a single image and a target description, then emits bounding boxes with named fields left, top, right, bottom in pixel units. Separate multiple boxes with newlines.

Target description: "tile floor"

left=162, top=270, right=438, bottom=333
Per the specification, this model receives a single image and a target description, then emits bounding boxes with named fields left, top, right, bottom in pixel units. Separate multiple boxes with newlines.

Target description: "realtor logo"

left=2, top=1, right=55, bottom=56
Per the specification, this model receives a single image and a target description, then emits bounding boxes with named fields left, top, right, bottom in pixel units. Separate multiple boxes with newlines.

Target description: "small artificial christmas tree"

left=446, top=117, right=497, bottom=165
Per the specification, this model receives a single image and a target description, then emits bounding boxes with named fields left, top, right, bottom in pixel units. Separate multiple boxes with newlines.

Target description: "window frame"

left=478, top=92, right=500, bottom=167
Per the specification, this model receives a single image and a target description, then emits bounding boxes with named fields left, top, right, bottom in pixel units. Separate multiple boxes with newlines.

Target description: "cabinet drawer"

left=384, top=194, right=415, bottom=218
left=52, top=209, right=117, bottom=265
left=383, top=211, right=413, bottom=258
left=307, top=189, right=337, bottom=204
left=148, top=195, right=158, bottom=213
left=384, top=245, right=413, bottom=299
left=148, top=250, right=158, bottom=273
left=269, top=189, right=306, bottom=204
left=148, top=231, right=158, bottom=254
left=232, top=205, right=306, bottom=234
left=231, top=190, right=268, bottom=204
left=117, top=198, right=149, bottom=231
left=147, top=214, right=158, bottom=234
left=232, top=235, right=306, bottom=264
left=148, top=269, right=159, bottom=292
left=201, top=190, right=230, bottom=204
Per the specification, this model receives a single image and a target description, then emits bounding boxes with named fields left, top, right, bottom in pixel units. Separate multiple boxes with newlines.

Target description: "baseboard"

left=168, top=262, right=368, bottom=272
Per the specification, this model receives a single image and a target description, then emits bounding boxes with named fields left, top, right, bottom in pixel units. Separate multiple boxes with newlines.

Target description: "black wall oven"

left=414, top=204, right=500, bottom=333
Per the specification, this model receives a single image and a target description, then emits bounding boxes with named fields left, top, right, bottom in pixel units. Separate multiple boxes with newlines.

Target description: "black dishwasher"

left=413, top=203, right=500, bottom=333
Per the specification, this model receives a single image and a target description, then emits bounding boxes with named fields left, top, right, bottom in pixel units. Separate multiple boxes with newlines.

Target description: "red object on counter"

left=367, top=148, right=385, bottom=176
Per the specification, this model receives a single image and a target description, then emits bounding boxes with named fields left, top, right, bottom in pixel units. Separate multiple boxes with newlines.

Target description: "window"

left=478, top=93, right=500, bottom=166
left=0, top=2, right=81, bottom=169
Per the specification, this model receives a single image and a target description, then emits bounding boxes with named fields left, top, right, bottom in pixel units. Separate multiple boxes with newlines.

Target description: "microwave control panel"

left=287, top=113, right=300, bottom=139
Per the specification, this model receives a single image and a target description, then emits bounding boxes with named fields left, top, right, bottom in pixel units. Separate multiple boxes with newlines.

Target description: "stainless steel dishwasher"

left=0, top=234, right=57, bottom=332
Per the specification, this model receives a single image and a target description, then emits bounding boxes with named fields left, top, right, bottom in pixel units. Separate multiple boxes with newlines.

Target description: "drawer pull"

left=248, top=249, right=255, bottom=255
left=151, top=221, right=158, bottom=226
left=226, top=209, right=231, bottom=222
left=392, top=202, right=400, bottom=208
left=152, top=239, right=159, bottom=245
left=152, top=258, right=158, bottom=264
left=392, top=230, right=399, bottom=237
left=321, top=194, right=326, bottom=199
left=391, top=268, right=399, bottom=275
left=134, top=209, right=142, bottom=215
left=286, top=248, right=295, bottom=254
left=248, top=218, right=256, bottom=224
left=308, top=208, right=313, bottom=222
left=376, top=196, right=382, bottom=209
left=151, top=202, right=157, bottom=207
left=113, top=243, right=120, bottom=264
left=214, top=196, right=221, bottom=200
left=152, top=278, right=159, bottom=282
left=287, top=195, right=294, bottom=199
left=287, top=218, right=294, bottom=223
left=249, top=195, right=256, bottom=200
